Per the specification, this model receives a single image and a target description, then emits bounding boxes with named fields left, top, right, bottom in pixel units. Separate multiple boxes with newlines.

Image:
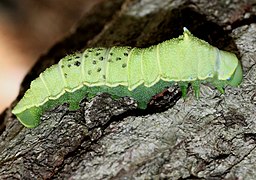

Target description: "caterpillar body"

left=12, top=28, right=243, bottom=128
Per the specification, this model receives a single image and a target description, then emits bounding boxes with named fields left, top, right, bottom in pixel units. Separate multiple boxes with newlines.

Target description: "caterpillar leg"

left=212, top=82, right=225, bottom=94
left=192, top=81, right=200, bottom=99
left=216, top=85, right=225, bottom=94
left=137, top=101, right=148, bottom=109
left=179, top=82, right=189, bottom=98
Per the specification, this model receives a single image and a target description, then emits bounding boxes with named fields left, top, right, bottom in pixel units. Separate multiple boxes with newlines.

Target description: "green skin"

left=12, top=28, right=243, bottom=128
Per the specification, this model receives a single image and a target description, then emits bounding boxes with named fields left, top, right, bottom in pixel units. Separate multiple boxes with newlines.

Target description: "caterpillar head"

left=217, top=50, right=243, bottom=87
left=226, top=61, right=243, bottom=86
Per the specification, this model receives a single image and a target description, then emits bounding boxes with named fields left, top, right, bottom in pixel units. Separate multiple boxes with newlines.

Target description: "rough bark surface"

left=0, top=0, right=256, bottom=179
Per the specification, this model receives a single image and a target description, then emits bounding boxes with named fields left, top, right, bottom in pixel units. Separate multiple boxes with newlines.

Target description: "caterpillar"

left=12, top=28, right=243, bottom=128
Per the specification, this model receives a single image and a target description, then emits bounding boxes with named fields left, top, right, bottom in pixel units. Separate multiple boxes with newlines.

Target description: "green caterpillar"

left=12, top=28, right=243, bottom=128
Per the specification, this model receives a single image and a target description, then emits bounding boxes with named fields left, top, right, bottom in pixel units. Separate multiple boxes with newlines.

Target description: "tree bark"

left=0, top=0, right=256, bottom=179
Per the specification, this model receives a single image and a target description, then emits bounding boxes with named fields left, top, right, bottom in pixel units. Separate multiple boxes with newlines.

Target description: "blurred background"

left=0, top=0, right=103, bottom=113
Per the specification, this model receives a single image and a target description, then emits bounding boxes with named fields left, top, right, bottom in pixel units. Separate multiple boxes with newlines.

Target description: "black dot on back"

left=74, top=61, right=81, bottom=67
left=122, top=63, right=127, bottom=68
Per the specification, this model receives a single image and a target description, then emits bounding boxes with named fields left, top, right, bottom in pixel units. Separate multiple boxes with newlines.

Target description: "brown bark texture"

left=0, top=0, right=256, bottom=179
